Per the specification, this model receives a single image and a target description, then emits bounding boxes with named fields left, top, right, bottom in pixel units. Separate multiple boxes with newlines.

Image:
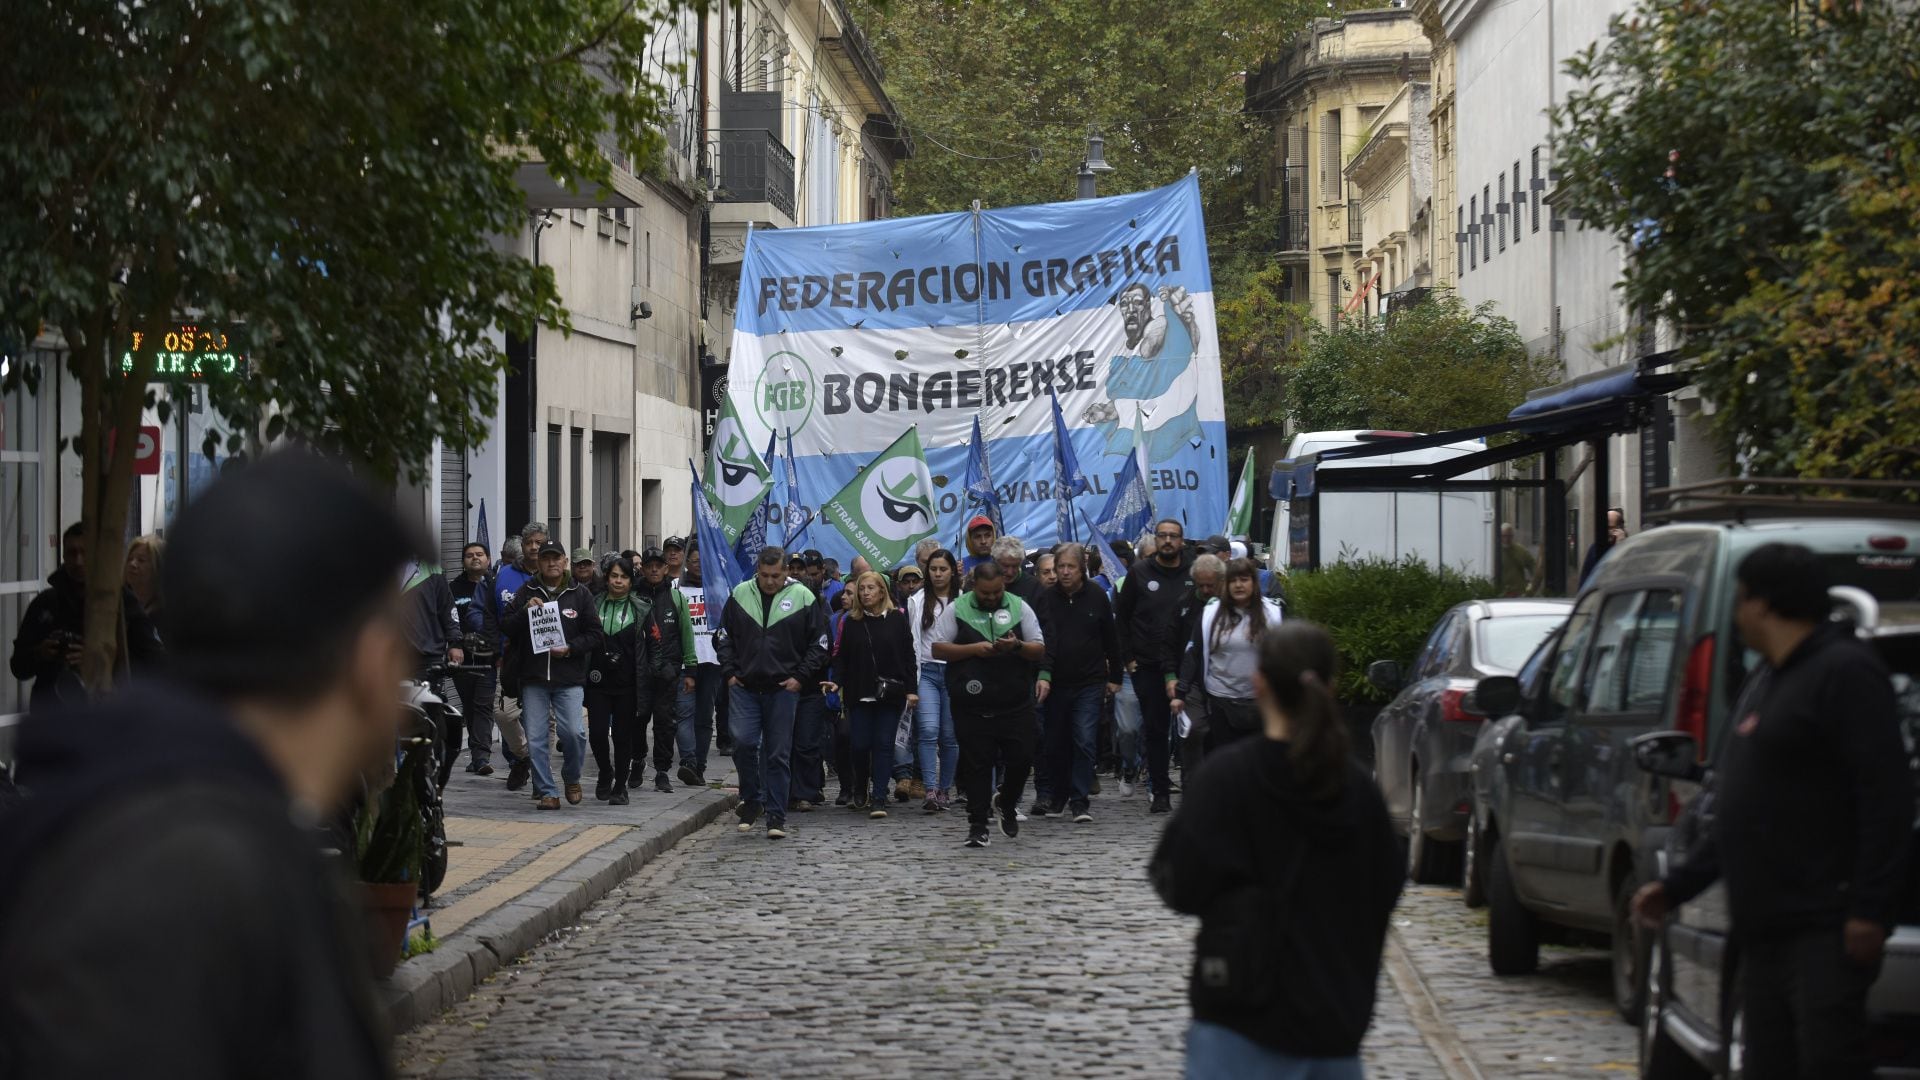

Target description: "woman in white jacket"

left=906, top=549, right=963, bottom=812
left=1172, top=558, right=1283, bottom=757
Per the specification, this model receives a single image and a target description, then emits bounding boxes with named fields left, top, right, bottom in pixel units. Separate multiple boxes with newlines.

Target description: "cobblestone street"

left=398, top=785, right=1637, bottom=1079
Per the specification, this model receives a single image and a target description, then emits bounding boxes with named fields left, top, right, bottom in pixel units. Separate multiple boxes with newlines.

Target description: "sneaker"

left=869, top=805, right=888, bottom=820
left=736, top=800, right=763, bottom=832
left=678, top=763, right=699, bottom=787
left=794, top=800, right=814, bottom=813
left=505, top=760, right=532, bottom=792
left=965, top=827, right=991, bottom=848
left=999, top=809, right=1020, bottom=839
left=922, top=795, right=942, bottom=814
left=565, top=783, right=583, bottom=805
left=767, top=820, right=788, bottom=840
left=716, top=740, right=735, bottom=756
left=835, top=790, right=851, bottom=807
left=1089, top=775, right=1101, bottom=796
left=655, top=771, right=673, bottom=794
left=1150, top=794, right=1171, bottom=814
left=851, top=793, right=870, bottom=811
left=1117, top=777, right=1134, bottom=798
left=609, top=784, right=629, bottom=806
left=628, top=767, right=646, bottom=788
left=937, top=789, right=953, bottom=811
left=595, top=775, right=614, bottom=801
left=1028, top=800, right=1056, bottom=819
left=1072, top=804, right=1093, bottom=824
left=474, top=762, right=495, bottom=777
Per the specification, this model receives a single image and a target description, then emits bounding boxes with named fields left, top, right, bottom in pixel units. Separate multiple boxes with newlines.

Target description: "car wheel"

left=1612, top=872, right=1649, bottom=1024
left=1462, top=812, right=1487, bottom=908
left=1407, top=772, right=1464, bottom=886
left=1487, top=834, right=1540, bottom=975
left=1641, top=937, right=1709, bottom=1079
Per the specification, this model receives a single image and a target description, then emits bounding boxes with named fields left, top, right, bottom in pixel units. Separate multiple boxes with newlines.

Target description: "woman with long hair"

left=1172, top=557, right=1282, bottom=757
left=907, top=549, right=963, bottom=812
left=125, top=534, right=165, bottom=619
left=585, top=558, right=650, bottom=805
left=827, top=570, right=918, bottom=820
left=1150, top=621, right=1401, bottom=1078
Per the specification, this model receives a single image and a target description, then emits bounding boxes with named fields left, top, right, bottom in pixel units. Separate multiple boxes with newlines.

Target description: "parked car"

left=1369, top=598, right=1572, bottom=885
left=1466, top=514, right=1920, bottom=1025
left=1634, top=588, right=1920, bottom=1078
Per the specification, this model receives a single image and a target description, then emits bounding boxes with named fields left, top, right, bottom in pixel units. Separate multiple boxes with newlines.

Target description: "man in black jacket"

left=1635, top=543, right=1912, bottom=1078
left=9, top=522, right=164, bottom=712
left=0, top=452, right=410, bottom=1079
left=451, top=541, right=526, bottom=780
left=934, top=561, right=1047, bottom=849
left=1113, top=517, right=1197, bottom=813
left=715, top=546, right=829, bottom=840
left=1033, top=544, right=1123, bottom=823
left=503, top=541, right=606, bottom=810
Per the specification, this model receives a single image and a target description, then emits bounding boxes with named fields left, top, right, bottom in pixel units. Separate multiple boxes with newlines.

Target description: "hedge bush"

left=1284, top=557, right=1497, bottom=704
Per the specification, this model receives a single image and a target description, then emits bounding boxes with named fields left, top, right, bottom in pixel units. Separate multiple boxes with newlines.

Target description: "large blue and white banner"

left=724, top=174, right=1225, bottom=562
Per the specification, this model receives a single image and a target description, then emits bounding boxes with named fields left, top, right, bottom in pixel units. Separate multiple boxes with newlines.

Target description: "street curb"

left=378, top=789, right=738, bottom=1035
left=1384, top=928, right=1486, bottom=1080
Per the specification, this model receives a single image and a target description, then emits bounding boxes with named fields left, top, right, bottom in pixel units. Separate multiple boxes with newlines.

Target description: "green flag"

left=702, top=393, right=771, bottom=544
left=822, top=426, right=938, bottom=570
left=1225, top=448, right=1256, bottom=539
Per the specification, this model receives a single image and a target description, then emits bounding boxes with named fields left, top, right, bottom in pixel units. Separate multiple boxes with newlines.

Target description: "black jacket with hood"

left=503, top=577, right=606, bottom=687
left=9, top=568, right=165, bottom=713
left=715, top=579, right=829, bottom=692
left=0, top=682, right=388, bottom=1078
left=1113, top=552, right=1196, bottom=669
left=1149, top=738, right=1402, bottom=1059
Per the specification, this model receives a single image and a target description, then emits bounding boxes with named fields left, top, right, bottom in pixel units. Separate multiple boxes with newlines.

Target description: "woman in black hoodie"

left=1150, top=620, right=1402, bottom=1079
left=585, top=558, right=650, bottom=805
left=827, top=571, right=917, bottom=820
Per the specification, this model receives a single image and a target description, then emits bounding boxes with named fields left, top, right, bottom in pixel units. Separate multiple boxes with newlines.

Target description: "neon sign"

left=121, top=324, right=247, bottom=381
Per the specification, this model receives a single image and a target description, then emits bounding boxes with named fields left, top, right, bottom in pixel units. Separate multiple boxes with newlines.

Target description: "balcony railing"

left=1277, top=207, right=1310, bottom=253
left=710, top=129, right=795, bottom=221
left=1348, top=199, right=1363, bottom=244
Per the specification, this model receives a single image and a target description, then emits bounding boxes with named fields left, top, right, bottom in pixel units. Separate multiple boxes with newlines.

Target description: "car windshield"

left=1477, top=615, right=1569, bottom=674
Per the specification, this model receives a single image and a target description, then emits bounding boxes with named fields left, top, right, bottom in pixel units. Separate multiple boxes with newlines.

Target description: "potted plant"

left=355, top=741, right=428, bottom=978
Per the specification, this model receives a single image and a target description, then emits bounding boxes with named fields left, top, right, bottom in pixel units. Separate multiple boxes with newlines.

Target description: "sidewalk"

left=380, top=754, right=738, bottom=1033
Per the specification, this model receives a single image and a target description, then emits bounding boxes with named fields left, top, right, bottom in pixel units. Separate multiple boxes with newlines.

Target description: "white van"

left=1267, top=430, right=1494, bottom=577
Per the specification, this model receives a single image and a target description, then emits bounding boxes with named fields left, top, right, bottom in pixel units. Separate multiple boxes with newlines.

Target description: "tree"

left=1550, top=0, right=1920, bottom=481
left=1284, top=294, right=1554, bottom=433
left=1214, top=262, right=1314, bottom=429
left=0, top=0, right=688, bottom=691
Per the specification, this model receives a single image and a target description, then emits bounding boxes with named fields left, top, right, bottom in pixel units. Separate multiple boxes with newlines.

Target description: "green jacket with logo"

left=941, top=590, right=1043, bottom=714
left=714, top=580, right=830, bottom=692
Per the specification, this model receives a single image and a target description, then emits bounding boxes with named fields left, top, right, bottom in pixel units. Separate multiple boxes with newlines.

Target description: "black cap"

left=663, top=535, right=685, bottom=551
left=802, top=550, right=825, bottom=568
left=538, top=540, right=566, bottom=558
left=641, top=546, right=667, bottom=565
left=786, top=552, right=805, bottom=566
left=1202, top=534, right=1230, bottom=553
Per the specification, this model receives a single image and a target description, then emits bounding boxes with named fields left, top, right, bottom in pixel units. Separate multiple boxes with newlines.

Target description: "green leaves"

left=1285, top=557, right=1496, bottom=704
left=1284, top=293, right=1554, bottom=434
left=1550, top=0, right=1920, bottom=482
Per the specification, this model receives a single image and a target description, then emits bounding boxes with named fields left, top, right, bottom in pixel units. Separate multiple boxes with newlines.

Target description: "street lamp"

left=1075, top=129, right=1114, bottom=200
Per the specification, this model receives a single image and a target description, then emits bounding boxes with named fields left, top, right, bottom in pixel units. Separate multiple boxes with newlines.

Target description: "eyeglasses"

left=1155, top=532, right=1183, bottom=541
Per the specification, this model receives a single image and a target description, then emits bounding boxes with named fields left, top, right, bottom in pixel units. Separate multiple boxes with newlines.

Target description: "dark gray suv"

left=1467, top=515, right=1920, bottom=1025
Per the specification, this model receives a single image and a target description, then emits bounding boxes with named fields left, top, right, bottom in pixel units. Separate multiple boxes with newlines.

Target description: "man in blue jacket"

left=715, top=546, right=829, bottom=840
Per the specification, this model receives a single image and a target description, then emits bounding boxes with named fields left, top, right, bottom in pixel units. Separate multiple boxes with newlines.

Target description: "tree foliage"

left=1550, top=0, right=1920, bottom=480
left=0, top=0, right=688, bottom=688
left=1215, top=263, right=1314, bottom=429
left=1284, top=294, right=1553, bottom=434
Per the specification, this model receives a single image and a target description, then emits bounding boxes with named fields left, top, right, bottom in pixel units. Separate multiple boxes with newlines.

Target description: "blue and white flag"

left=1096, top=452, right=1156, bottom=546
left=1081, top=509, right=1131, bottom=584
left=779, top=428, right=813, bottom=550
left=1049, top=389, right=1090, bottom=543
left=961, top=414, right=1002, bottom=535
left=722, top=175, right=1224, bottom=563
left=732, top=434, right=779, bottom=571
left=474, top=498, right=491, bottom=562
left=689, top=464, right=741, bottom=618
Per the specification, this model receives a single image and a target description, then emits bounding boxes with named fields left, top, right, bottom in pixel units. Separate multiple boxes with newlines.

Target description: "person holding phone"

left=931, top=561, right=1046, bottom=849
left=827, top=571, right=918, bottom=820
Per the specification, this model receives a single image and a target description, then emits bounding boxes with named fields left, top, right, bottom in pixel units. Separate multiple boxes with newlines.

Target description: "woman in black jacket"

left=1149, top=620, right=1402, bottom=1079
left=827, top=571, right=917, bottom=820
left=586, top=558, right=650, bottom=805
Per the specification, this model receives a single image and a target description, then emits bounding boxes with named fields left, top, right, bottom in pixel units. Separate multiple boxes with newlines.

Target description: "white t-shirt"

left=907, top=591, right=952, bottom=666
left=674, top=581, right=718, bottom=666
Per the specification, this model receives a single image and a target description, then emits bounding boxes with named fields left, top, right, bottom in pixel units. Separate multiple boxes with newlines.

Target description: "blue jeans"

left=847, top=700, right=901, bottom=803
left=1113, top=675, right=1143, bottom=778
left=915, top=665, right=959, bottom=792
left=1185, top=1022, right=1362, bottom=1080
left=729, top=685, right=797, bottom=818
left=677, top=664, right=723, bottom=775
left=1041, top=682, right=1103, bottom=808
left=520, top=682, right=586, bottom=799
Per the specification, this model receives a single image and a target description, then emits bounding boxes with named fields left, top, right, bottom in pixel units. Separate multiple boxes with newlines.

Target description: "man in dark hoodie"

left=503, top=540, right=606, bottom=810
left=634, top=547, right=696, bottom=793
left=0, top=451, right=409, bottom=1078
left=10, top=521, right=164, bottom=712
left=1113, top=517, right=1197, bottom=813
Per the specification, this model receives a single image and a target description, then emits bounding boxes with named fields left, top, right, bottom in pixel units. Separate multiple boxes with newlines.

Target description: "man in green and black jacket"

left=932, top=560, right=1046, bottom=849
left=715, top=546, right=829, bottom=840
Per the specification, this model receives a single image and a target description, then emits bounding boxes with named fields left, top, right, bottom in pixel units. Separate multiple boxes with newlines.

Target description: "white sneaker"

left=1118, top=778, right=1135, bottom=798
left=1014, top=809, right=1029, bottom=822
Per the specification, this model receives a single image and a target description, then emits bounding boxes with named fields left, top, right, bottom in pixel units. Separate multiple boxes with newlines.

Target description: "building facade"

left=1246, top=9, right=1431, bottom=330
left=1341, top=80, right=1434, bottom=319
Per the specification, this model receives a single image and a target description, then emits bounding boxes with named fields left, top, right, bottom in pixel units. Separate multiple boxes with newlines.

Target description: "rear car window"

left=1826, top=552, right=1920, bottom=603
left=1477, top=615, right=1567, bottom=673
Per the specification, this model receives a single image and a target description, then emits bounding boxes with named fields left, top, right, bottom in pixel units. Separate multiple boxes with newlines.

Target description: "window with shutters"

left=568, top=428, right=583, bottom=549
left=1468, top=195, right=1477, bottom=269
left=1531, top=147, right=1543, bottom=232
left=1320, top=110, right=1342, bottom=204
left=1327, top=270, right=1342, bottom=325
left=1498, top=175, right=1507, bottom=251
left=1457, top=206, right=1466, bottom=276
left=1513, top=162, right=1523, bottom=242
left=1482, top=183, right=1492, bottom=263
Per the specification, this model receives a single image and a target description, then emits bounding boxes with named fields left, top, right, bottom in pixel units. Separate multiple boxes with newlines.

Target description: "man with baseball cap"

left=963, top=514, right=996, bottom=574
left=571, top=547, right=600, bottom=592
left=503, top=540, right=606, bottom=808
left=634, top=547, right=696, bottom=793
left=662, top=536, right=686, bottom=583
